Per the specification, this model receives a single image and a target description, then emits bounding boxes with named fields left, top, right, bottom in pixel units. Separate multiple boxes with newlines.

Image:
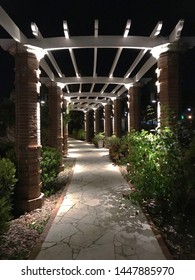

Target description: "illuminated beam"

left=64, top=92, right=116, bottom=98
left=0, top=6, right=26, bottom=43
left=31, top=22, right=63, bottom=78
left=27, top=36, right=169, bottom=51
left=63, top=20, right=80, bottom=78
left=169, top=20, right=184, bottom=42
left=90, top=19, right=99, bottom=92
left=110, top=21, right=163, bottom=95
left=0, top=6, right=55, bottom=81
left=124, top=21, right=163, bottom=78
left=101, top=20, right=131, bottom=94
left=54, top=76, right=134, bottom=85
left=135, top=56, right=157, bottom=82
left=70, top=98, right=109, bottom=104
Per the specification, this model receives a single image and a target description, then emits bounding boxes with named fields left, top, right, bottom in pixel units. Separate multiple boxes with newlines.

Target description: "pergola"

left=1, top=6, right=193, bottom=111
left=1, top=6, right=195, bottom=212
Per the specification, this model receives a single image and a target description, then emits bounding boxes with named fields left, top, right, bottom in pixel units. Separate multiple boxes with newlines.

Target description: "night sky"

left=0, top=0, right=195, bottom=106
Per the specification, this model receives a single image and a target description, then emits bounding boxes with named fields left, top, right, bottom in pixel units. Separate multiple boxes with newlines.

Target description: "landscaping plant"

left=41, top=147, right=61, bottom=196
left=115, top=126, right=193, bottom=220
left=0, top=158, right=17, bottom=236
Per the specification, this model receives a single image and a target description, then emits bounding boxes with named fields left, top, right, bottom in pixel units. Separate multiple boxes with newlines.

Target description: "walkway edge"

left=28, top=158, right=76, bottom=260
left=117, top=165, right=173, bottom=260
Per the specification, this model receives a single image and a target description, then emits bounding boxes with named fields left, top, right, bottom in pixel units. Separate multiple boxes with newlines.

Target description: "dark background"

left=0, top=0, right=195, bottom=108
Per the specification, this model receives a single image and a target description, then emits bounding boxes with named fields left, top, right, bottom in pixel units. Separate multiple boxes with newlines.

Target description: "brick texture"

left=15, top=50, right=43, bottom=212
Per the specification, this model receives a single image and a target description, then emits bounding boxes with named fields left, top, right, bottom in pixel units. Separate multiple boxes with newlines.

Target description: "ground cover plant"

left=110, top=124, right=195, bottom=259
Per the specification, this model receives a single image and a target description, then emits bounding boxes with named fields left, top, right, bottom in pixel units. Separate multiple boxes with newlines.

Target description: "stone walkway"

left=35, top=138, right=167, bottom=260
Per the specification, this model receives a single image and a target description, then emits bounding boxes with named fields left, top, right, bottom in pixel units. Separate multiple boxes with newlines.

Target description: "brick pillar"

left=85, top=111, right=90, bottom=142
left=157, top=50, right=182, bottom=127
left=104, top=103, right=112, bottom=137
left=128, top=85, right=141, bottom=131
left=113, top=98, right=122, bottom=137
left=94, top=108, right=101, bottom=134
left=48, top=85, right=63, bottom=169
left=15, top=48, right=44, bottom=213
left=62, top=98, right=68, bottom=157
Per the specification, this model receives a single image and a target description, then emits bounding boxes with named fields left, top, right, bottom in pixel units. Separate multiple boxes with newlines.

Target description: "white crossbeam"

left=63, top=20, right=80, bottom=78
left=90, top=19, right=99, bottom=92
left=0, top=6, right=26, bottom=43
left=54, top=76, right=133, bottom=85
left=70, top=98, right=109, bottom=104
left=114, top=21, right=163, bottom=96
left=169, top=20, right=184, bottom=42
left=27, top=36, right=168, bottom=51
left=64, top=92, right=116, bottom=98
left=0, top=6, right=55, bottom=81
left=31, top=22, right=63, bottom=78
left=135, top=56, right=157, bottom=82
left=101, top=20, right=131, bottom=95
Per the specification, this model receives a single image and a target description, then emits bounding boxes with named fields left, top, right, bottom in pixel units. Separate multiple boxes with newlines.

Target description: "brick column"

left=48, top=84, right=63, bottom=170
left=94, top=108, right=101, bottom=134
left=85, top=111, right=90, bottom=142
left=157, top=50, right=182, bottom=127
left=15, top=47, right=44, bottom=213
left=62, top=98, right=68, bottom=157
left=104, top=103, right=112, bottom=137
left=48, top=85, right=63, bottom=152
left=128, top=85, right=141, bottom=131
left=113, top=98, right=122, bottom=137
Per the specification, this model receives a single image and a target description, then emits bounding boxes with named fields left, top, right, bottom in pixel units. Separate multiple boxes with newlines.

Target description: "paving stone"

left=84, top=198, right=101, bottom=207
left=76, top=244, right=115, bottom=260
left=69, top=233, right=96, bottom=247
left=36, top=243, right=72, bottom=260
left=45, top=223, right=78, bottom=242
left=35, top=139, right=166, bottom=260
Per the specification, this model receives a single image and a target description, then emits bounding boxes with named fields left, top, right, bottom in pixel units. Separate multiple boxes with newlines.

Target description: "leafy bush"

left=72, top=128, right=85, bottom=140
left=182, top=136, right=195, bottom=196
left=107, top=135, right=128, bottom=163
left=77, top=129, right=85, bottom=140
left=41, top=147, right=61, bottom=195
left=92, top=132, right=105, bottom=147
left=119, top=128, right=187, bottom=214
left=0, top=158, right=17, bottom=236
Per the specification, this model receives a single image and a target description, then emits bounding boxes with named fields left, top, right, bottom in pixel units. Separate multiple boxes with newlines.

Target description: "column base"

left=15, top=192, right=44, bottom=214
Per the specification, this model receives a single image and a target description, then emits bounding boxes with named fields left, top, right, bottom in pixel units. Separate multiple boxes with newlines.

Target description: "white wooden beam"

left=169, top=20, right=184, bottom=42
left=54, top=76, right=134, bottom=85
left=64, top=92, right=116, bottom=98
left=0, top=6, right=26, bottom=43
left=27, top=36, right=168, bottom=51
left=135, top=56, right=157, bottom=82
left=31, top=22, right=63, bottom=78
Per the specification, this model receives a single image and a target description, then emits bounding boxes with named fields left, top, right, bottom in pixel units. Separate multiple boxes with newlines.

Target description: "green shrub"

left=0, top=158, right=17, bottom=236
left=41, top=147, right=61, bottom=195
left=72, top=128, right=85, bottom=140
left=107, top=135, right=127, bottom=163
left=182, top=136, right=195, bottom=195
left=120, top=128, right=185, bottom=213
left=77, top=129, right=85, bottom=140
left=92, top=132, right=105, bottom=147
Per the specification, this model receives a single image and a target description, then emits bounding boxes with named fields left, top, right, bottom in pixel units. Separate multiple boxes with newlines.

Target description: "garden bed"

left=118, top=165, right=195, bottom=260
left=0, top=157, right=75, bottom=260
